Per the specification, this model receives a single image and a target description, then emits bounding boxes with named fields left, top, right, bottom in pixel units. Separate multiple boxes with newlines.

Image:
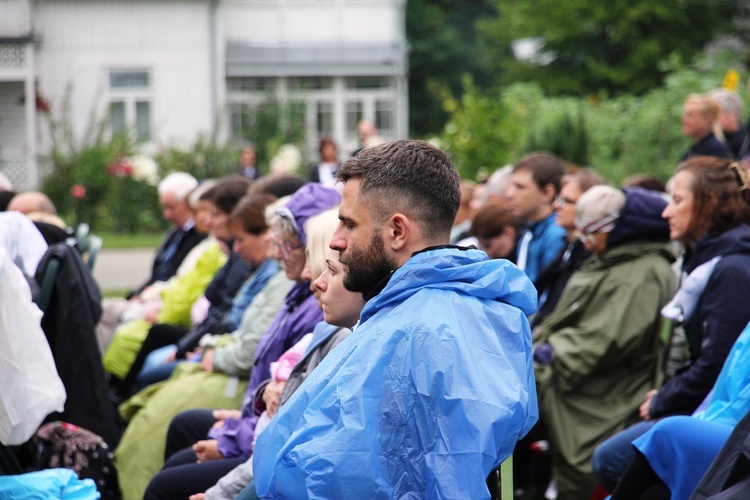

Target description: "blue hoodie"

left=253, top=247, right=539, bottom=499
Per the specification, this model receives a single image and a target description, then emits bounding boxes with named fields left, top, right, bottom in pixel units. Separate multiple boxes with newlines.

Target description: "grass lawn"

left=97, top=232, right=163, bottom=249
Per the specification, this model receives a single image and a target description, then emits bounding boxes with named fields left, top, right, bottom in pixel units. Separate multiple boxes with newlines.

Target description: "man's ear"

left=385, top=213, right=411, bottom=251
left=541, top=183, right=557, bottom=204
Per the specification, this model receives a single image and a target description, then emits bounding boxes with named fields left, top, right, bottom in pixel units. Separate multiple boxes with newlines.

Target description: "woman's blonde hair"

left=685, top=93, right=723, bottom=140
left=304, top=208, right=340, bottom=281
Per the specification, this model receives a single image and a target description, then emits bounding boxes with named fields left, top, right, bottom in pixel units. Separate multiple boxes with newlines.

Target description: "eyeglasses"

left=270, top=232, right=304, bottom=261
left=574, top=212, right=620, bottom=245
left=574, top=230, right=599, bottom=246
left=554, top=195, right=577, bottom=208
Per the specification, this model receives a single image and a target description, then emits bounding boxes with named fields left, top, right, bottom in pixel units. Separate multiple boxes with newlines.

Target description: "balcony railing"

left=1, top=155, right=37, bottom=190
left=0, top=0, right=32, bottom=38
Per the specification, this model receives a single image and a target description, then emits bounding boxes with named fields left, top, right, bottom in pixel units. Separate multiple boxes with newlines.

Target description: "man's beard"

left=340, top=231, right=393, bottom=294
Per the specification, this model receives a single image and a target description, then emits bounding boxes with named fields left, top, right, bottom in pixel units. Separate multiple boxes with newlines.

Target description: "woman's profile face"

left=662, top=170, right=695, bottom=243
left=313, top=250, right=365, bottom=328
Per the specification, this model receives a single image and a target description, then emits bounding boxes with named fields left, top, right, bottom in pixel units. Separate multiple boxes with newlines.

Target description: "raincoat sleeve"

left=253, top=296, right=537, bottom=499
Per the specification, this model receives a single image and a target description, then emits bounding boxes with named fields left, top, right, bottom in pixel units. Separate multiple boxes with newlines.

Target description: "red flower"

left=70, top=184, right=86, bottom=199
left=107, top=158, right=134, bottom=177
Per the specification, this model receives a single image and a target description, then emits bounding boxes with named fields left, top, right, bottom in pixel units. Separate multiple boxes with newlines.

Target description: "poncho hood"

left=361, top=246, right=538, bottom=324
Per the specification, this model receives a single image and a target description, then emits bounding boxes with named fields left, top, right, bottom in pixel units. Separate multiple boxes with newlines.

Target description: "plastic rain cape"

left=253, top=247, right=538, bottom=499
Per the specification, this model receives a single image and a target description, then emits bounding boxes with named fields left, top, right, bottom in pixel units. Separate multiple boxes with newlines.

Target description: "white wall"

left=224, top=0, right=403, bottom=45
left=33, top=0, right=215, bottom=149
left=0, top=82, right=26, bottom=152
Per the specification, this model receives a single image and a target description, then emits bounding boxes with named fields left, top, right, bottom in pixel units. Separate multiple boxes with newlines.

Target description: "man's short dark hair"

left=336, top=140, right=460, bottom=242
left=202, top=175, right=252, bottom=214
left=513, top=152, right=565, bottom=194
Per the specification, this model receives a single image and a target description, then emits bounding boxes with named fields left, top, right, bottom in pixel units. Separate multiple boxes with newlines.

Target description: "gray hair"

left=709, top=88, right=743, bottom=118
left=158, top=172, right=198, bottom=200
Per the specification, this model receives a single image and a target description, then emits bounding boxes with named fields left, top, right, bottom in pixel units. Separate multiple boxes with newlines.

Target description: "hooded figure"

left=532, top=186, right=677, bottom=500
left=253, top=247, right=539, bottom=499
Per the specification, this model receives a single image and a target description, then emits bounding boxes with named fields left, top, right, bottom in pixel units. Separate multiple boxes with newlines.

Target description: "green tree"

left=240, top=97, right=307, bottom=169
left=440, top=78, right=536, bottom=180
left=484, top=0, right=740, bottom=95
left=406, top=0, right=497, bottom=136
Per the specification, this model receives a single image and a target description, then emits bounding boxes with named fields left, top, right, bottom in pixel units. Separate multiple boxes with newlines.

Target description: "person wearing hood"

left=593, top=156, right=750, bottom=494
left=251, top=140, right=538, bottom=499
left=533, top=185, right=677, bottom=499
left=141, top=183, right=340, bottom=500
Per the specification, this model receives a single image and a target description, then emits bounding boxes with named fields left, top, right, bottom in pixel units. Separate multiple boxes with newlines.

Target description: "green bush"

left=440, top=53, right=746, bottom=184
left=41, top=91, right=308, bottom=233
left=154, top=133, right=238, bottom=180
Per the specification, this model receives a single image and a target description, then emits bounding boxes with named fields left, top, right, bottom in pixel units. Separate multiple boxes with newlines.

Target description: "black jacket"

left=34, top=243, right=119, bottom=447
left=680, top=133, right=731, bottom=162
left=651, top=224, right=750, bottom=418
left=531, top=239, right=591, bottom=329
left=175, top=251, right=253, bottom=358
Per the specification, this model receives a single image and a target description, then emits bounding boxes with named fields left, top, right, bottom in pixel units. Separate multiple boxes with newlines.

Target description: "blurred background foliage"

left=42, top=0, right=750, bottom=232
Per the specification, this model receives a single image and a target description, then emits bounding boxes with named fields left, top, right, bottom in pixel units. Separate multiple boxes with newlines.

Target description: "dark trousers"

left=611, top=450, right=670, bottom=500
left=118, top=324, right=188, bottom=398
left=144, top=408, right=246, bottom=499
left=164, top=408, right=216, bottom=461
left=144, top=453, right=246, bottom=499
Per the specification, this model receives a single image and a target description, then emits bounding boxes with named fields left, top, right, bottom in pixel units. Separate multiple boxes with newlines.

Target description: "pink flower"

left=70, top=184, right=86, bottom=199
left=107, top=158, right=134, bottom=177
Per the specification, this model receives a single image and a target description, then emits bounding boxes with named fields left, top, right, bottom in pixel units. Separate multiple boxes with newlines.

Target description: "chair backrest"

left=84, top=235, right=103, bottom=271
left=487, top=455, right=513, bottom=500
left=35, top=255, right=61, bottom=315
left=66, top=223, right=102, bottom=270
left=74, top=223, right=90, bottom=249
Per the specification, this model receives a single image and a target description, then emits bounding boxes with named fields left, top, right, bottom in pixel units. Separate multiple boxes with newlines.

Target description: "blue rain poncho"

left=253, top=247, right=538, bottom=498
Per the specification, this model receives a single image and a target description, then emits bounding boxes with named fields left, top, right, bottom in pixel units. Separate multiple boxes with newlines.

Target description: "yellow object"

left=723, top=69, right=740, bottom=91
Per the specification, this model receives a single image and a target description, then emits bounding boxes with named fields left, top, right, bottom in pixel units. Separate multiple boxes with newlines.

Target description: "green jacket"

left=534, top=242, right=676, bottom=498
left=158, top=239, right=227, bottom=326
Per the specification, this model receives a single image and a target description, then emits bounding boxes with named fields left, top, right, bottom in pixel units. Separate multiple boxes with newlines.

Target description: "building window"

left=226, top=75, right=398, bottom=159
left=316, top=101, right=333, bottom=136
left=108, top=69, right=152, bottom=141
left=345, top=76, right=392, bottom=90
left=227, top=76, right=275, bottom=92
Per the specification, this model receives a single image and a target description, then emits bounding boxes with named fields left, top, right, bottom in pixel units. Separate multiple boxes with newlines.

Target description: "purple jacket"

left=209, top=281, right=323, bottom=458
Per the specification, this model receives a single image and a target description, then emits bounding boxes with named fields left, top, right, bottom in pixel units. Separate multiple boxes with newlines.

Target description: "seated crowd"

left=2, top=100, right=750, bottom=500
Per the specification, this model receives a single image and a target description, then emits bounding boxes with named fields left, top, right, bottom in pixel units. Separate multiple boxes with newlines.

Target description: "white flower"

left=129, top=155, right=159, bottom=185
left=270, top=144, right=301, bottom=174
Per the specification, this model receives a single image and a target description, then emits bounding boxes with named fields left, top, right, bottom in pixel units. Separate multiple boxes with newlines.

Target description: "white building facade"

left=0, top=0, right=407, bottom=189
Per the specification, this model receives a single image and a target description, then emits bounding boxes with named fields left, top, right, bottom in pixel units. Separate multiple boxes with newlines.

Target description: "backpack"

left=30, top=421, right=120, bottom=500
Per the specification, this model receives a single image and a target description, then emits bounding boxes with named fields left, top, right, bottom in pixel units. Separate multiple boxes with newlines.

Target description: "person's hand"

left=640, top=389, right=657, bottom=420
left=186, top=348, right=201, bottom=361
left=201, top=348, right=215, bottom=372
left=164, top=349, right=177, bottom=364
left=533, top=343, right=554, bottom=365
left=144, top=306, right=160, bottom=324
left=192, top=439, right=223, bottom=463
left=211, top=409, right=241, bottom=429
left=262, top=380, right=286, bottom=418
left=188, top=494, right=205, bottom=500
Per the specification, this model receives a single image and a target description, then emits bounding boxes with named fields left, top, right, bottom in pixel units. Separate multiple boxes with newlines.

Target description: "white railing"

left=0, top=0, right=32, bottom=38
left=0, top=155, right=38, bottom=190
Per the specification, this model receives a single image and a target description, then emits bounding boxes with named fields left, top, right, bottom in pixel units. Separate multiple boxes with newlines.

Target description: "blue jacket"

left=253, top=247, right=539, bottom=499
left=518, top=212, right=566, bottom=284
